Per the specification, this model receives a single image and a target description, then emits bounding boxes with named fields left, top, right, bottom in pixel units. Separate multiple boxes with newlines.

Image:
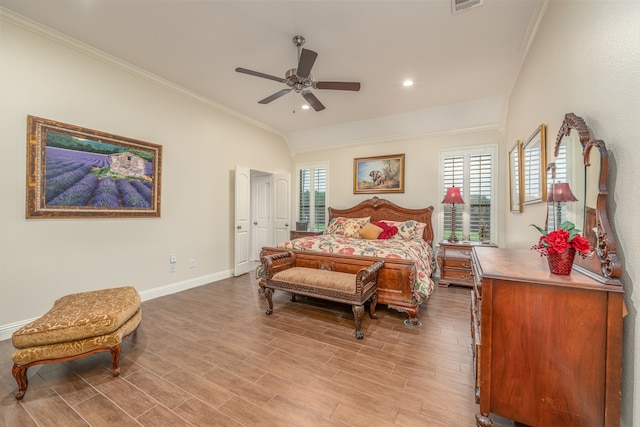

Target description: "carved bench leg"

left=369, top=293, right=378, bottom=319
left=352, top=304, right=365, bottom=339
left=264, top=287, right=274, bottom=315
left=12, top=364, right=28, bottom=400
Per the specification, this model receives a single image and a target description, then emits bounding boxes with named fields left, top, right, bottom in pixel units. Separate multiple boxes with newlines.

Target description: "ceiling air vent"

left=452, top=0, right=483, bottom=14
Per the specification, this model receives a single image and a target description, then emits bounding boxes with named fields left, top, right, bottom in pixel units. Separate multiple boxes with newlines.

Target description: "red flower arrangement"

left=531, top=221, right=592, bottom=258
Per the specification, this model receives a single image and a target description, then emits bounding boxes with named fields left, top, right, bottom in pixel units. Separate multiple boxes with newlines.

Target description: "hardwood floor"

left=0, top=274, right=515, bottom=426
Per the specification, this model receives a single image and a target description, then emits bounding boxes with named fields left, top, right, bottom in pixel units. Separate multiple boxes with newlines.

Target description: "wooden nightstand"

left=289, top=230, right=322, bottom=240
left=437, top=240, right=496, bottom=287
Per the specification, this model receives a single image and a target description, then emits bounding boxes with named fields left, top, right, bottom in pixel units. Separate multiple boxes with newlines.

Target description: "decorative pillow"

left=343, top=218, right=368, bottom=238
left=373, top=221, right=398, bottom=239
left=324, top=216, right=370, bottom=235
left=360, top=223, right=383, bottom=240
left=380, top=220, right=427, bottom=240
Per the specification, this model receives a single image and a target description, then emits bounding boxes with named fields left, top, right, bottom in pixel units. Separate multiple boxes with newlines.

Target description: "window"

left=296, top=162, right=328, bottom=232
left=440, top=146, right=496, bottom=242
left=548, top=144, right=568, bottom=229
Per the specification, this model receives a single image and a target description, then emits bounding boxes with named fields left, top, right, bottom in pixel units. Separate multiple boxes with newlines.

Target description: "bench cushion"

left=273, top=267, right=356, bottom=293
left=12, top=286, right=140, bottom=349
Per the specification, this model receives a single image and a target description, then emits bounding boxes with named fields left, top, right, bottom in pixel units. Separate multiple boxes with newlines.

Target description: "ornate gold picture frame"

left=509, top=140, right=523, bottom=213
left=353, top=154, right=405, bottom=194
left=26, top=116, right=162, bottom=218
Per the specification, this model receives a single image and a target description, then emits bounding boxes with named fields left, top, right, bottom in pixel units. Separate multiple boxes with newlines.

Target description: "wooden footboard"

left=259, top=247, right=420, bottom=325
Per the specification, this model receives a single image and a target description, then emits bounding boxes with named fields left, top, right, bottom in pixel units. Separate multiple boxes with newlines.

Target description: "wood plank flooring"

left=0, top=274, right=515, bottom=426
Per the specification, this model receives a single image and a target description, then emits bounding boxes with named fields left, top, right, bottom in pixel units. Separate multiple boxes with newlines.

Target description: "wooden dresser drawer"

left=470, top=290, right=481, bottom=403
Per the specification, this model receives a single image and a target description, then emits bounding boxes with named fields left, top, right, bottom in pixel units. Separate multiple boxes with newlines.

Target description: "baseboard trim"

left=0, top=270, right=233, bottom=342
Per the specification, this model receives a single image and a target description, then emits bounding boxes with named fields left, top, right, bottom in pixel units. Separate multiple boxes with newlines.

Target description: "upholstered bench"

left=11, top=286, right=141, bottom=400
left=260, top=251, right=383, bottom=339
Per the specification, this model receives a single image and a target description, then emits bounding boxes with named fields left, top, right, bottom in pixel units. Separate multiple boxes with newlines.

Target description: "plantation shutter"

left=469, top=153, right=492, bottom=240
left=442, top=156, right=464, bottom=241
left=441, top=146, right=496, bottom=242
left=297, top=163, right=328, bottom=232
left=548, top=144, right=568, bottom=229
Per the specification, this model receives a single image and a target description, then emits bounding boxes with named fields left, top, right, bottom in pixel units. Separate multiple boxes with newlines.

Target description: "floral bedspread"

left=277, top=235, right=435, bottom=304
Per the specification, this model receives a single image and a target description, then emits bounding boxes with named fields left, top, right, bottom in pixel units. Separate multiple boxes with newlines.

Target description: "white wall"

left=293, top=127, right=504, bottom=245
left=0, top=13, right=292, bottom=334
left=504, top=1, right=640, bottom=425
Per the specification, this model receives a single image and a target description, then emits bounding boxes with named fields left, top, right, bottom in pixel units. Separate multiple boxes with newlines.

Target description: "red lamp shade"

left=442, top=186, right=465, bottom=205
left=547, top=182, right=578, bottom=202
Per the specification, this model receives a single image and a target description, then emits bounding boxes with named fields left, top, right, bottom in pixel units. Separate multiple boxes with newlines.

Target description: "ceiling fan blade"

left=258, top=89, right=292, bottom=104
left=315, top=81, right=361, bottom=91
left=235, top=67, right=286, bottom=84
left=301, top=91, right=325, bottom=111
left=296, top=48, right=318, bottom=78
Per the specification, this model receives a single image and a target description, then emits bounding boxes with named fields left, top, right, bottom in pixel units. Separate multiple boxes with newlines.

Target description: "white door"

left=252, top=175, right=271, bottom=260
left=234, top=166, right=251, bottom=276
left=273, top=173, right=291, bottom=244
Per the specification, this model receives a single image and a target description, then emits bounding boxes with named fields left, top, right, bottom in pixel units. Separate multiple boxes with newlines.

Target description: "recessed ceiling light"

left=402, top=80, right=414, bottom=87
left=301, top=104, right=310, bottom=110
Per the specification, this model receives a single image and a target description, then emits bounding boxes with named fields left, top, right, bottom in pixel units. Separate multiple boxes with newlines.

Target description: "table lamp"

left=442, top=186, right=465, bottom=243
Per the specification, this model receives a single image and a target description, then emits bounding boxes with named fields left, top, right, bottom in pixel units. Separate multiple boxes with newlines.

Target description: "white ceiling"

left=0, top=0, right=546, bottom=152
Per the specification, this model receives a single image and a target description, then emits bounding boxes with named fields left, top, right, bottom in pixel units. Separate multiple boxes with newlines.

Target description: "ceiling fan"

left=235, top=35, right=361, bottom=112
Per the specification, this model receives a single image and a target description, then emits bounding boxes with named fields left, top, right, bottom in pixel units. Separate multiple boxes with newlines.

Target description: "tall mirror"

left=550, top=113, right=621, bottom=284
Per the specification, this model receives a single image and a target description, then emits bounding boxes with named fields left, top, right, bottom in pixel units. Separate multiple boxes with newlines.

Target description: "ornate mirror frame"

left=553, top=113, right=622, bottom=284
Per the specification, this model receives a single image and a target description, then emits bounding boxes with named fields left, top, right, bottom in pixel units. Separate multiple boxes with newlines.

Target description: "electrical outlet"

left=189, top=259, right=196, bottom=269
left=170, top=253, right=177, bottom=263
left=169, top=264, right=176, bottom=273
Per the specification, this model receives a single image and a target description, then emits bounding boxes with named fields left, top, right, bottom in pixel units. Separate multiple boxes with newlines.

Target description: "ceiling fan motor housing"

left=285, top=68, right=314, bottom=92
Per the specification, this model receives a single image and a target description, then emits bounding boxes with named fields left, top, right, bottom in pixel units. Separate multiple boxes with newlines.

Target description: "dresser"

left=437, top=241, right=496, bottom=287
left=471, top=246, right=624, bottom=427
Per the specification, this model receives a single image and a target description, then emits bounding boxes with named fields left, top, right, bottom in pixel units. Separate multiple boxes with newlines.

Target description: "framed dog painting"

left=353, top=154, right=405, bottom=194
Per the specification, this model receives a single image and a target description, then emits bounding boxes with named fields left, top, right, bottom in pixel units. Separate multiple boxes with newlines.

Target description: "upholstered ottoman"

left=11, top=286, right=141, bottom=400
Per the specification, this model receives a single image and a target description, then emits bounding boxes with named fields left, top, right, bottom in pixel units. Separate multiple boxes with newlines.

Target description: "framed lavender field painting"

left=26, top=116, right=162, bottom=218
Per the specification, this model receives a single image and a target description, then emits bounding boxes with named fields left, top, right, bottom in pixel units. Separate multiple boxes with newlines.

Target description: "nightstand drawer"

left=438, top=240, right=496, bottom=288
left=442, top=268, right=474, bottom=284
left=445, top=247, right=473, bottom=260
left=444, top=257, right=472, bottom=269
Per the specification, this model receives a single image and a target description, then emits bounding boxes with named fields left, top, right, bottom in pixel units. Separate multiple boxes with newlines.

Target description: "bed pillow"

left=324, top=216, right=370, bottom=236
left=380, top=220, right=427, bottom=240
left=343, top=218, right=369, bottom=238
left=360, top=223, right=383, bottom=240
left=373, top=221, right=398, bottom=239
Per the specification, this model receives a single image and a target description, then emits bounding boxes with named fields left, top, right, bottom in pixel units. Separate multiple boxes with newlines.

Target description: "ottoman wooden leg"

left=110, top=344, right=122, bottom=377
left=12, top=364, right=28, bottom=400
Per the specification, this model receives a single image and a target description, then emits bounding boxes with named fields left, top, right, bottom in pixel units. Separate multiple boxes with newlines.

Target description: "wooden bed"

left=260, top=197, right=435, bottom=326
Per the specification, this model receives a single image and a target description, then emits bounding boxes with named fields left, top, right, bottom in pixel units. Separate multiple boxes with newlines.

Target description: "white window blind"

left=441, top=146, right=496, bottom=242
left=296, top=163, right=328, bottom=232
left=548, top=144, right=568, bottom=229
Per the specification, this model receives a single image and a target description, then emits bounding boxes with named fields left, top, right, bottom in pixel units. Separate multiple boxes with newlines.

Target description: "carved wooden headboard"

left=327, top=197, right=435, bottom=246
